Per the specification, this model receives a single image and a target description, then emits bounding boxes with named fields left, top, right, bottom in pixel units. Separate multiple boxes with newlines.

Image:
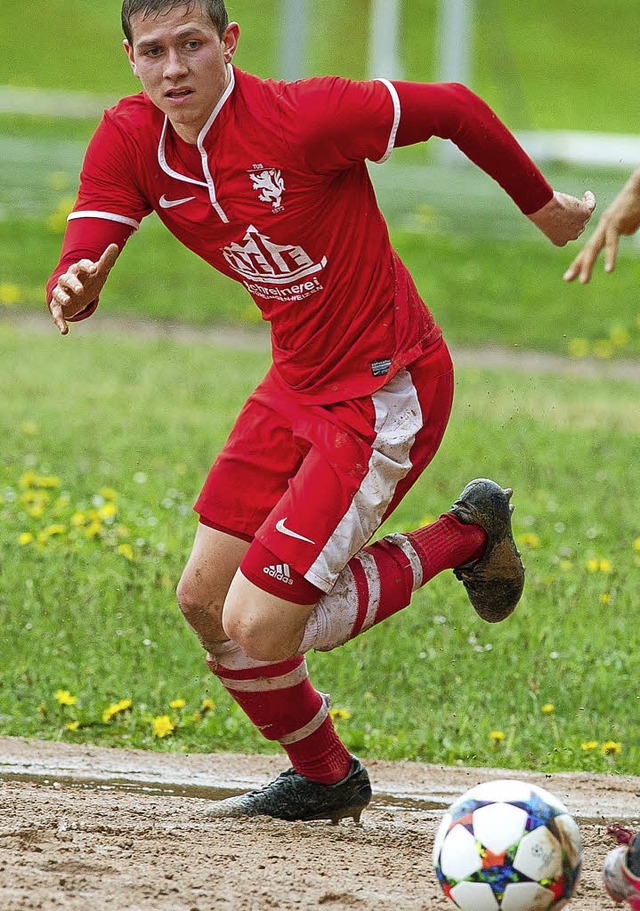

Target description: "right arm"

left=564, top=168, right=640, bottom=283
left=46, top=109, right=150, bottom=334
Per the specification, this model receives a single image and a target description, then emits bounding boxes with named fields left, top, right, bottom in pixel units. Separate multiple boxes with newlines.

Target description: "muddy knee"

left=176, top=571, right=227, bottom=644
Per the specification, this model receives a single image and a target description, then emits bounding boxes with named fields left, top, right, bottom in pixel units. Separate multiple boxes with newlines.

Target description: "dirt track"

left=1, top=737, right=639, bottom=910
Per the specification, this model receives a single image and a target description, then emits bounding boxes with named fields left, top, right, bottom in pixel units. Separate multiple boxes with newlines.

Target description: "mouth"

left=164, top=87, right=194, bottom=101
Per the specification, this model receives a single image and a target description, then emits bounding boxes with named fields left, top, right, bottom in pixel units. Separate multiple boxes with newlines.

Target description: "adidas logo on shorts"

left=263, top=563, right=294, bottom=585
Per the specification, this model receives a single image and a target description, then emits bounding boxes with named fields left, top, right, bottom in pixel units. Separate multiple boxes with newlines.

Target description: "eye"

left=144, top=46, right=162, bottom=58
left=184, top=39, right=201, bottom=50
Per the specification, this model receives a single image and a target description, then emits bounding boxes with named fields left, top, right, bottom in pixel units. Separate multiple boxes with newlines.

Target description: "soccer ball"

left=433, top=779, right=582, bottom=911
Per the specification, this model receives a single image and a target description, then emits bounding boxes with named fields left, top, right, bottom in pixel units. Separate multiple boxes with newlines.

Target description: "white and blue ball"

left=433, top=779, right=582, bottom=911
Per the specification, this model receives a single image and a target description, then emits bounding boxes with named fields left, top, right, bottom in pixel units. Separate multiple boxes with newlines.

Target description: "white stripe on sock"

left=278, top=695, right=329, bottom=746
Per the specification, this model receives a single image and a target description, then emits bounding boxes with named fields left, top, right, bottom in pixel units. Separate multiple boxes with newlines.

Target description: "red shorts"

left=195, top=337, right=454, bottom=593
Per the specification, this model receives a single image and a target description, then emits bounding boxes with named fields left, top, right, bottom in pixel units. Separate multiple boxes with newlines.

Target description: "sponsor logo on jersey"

left=263, top=563, right=294, bottom=585
left=222, top=225, right=327, bottom=302
left=248, top=166, right=286, bottom=213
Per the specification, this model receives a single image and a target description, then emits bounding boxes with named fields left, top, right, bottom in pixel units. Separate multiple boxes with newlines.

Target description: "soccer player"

left=564, top=167, right=640, bottom=283
left=604, top=825, right=640, bottom=910
left=47, top=0, right=595, bottom=823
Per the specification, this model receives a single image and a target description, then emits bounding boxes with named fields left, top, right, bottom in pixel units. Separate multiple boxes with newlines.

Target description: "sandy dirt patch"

left=1, top=737, right=639, bottom=910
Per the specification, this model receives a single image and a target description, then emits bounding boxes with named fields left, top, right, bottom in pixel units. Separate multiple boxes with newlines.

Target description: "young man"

left=47, top=0, right=595, bottom=824
left=564, top=167, right=640, bottom=283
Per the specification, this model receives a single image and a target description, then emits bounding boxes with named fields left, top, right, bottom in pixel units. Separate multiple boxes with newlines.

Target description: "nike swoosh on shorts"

left=275, top=519, right=316, bottom=545
left=159, top=194, right=196, bottom=209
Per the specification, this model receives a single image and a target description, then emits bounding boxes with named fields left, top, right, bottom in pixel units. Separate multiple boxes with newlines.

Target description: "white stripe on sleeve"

left=372, top=78, right=401, bottom=164
left=67, top=210, right=140, bottom=230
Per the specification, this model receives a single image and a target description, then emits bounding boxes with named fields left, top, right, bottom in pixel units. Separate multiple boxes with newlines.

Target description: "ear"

left=123, top=39, right=139, bottom=77
left=221, top=22, right=240, bottom=64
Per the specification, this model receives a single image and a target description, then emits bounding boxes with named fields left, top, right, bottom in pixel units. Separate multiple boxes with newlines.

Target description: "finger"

left=604, top=231, right=619, bottom=273
left=582, top=190, right=596, bottom=213
left=578, top=245, right=601, bottom=283
left=48, top=298, right=69, bottom=335
left=58, top=272, right=84, bottom=295
left=51, top=285, right=71, bottom=307
left=69, top=258, right=100, bottom=278
left=97, top=243, right=120, bottom=273
left=563, top=256, right=582, bottom=282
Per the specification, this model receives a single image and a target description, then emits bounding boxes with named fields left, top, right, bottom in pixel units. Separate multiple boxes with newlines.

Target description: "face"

left=124, top=3, right=239, bottom=143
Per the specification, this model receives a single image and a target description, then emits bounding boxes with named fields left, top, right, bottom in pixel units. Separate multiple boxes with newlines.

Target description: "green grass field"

left=1, top=0, right=639, bottom=776
left=1, top=324, right=639, bottom=773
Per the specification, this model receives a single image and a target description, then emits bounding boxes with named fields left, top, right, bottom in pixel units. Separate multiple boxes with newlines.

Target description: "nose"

left=163, top=49, right=188, bottom=79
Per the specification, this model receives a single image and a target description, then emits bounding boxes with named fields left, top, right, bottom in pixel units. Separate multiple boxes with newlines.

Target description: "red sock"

left=210, top=654, right=352, bottom=784
left=406, top=512, right=486, bottom=578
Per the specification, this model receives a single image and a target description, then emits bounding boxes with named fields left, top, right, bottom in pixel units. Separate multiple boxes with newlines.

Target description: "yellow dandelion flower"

left=102, top=699, right=132, bottom=723
left=20, top=420, right=39, bottom=435
left=542, top=703, right=555, bottom=715
left=85, top=520, right=102, bottom=538
left=601, top=741, right=622, bottom=756
left=517, top=533, right=541, bottom=549
left=43, top=524, right=67, bottom=538
left=192, top=711, right=203, bottom=723
left=98, top=502, right=117, bottom=520
left=581, top=740, right=598, bottom=751
left=599, top=559, right=613, bottom=573
left=170, top=698, right=186, bottom=710
left=600, top=592, right=611, bottom=604
left=567, top=338, right=589, bottom=358
left=152, top=715, right=175, bottom=738
left=37, top=476, right=61, bottom=489
left=489, top=730, right=505, bottom=744
left=201, top=699, right=215, bottom=713
left=609, top=327, right=630, bottom=348
left=117, top=543, right=135, bottom=561
left=0, top=283, right=22, bottom=305
left=64, top=721, right=80, bottom=732
left=634, top=538, right=640, bottom=553
left=329, top=708, right=351, bottom=722
left=18, top=532, right=34, bottom=545
left=70, top=511, right=86, bottom=526
left=55, top=690, right=77, bottom=706
left=586, top=558, right=599, bottom=573
left=99, top=487, right=119, bottom=500
left=18, top=470, right=38, bottom=489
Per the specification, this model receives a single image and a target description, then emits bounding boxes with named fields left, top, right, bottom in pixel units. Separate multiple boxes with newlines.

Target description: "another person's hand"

left=564, top=169, right=640, bottom=284
left=527, top=190, right=596, bottom=247
left=49, top=244, right=120, bottom=335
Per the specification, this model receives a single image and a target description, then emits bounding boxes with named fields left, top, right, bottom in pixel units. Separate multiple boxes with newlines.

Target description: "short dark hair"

left=121, top=0, right=229, bottom=43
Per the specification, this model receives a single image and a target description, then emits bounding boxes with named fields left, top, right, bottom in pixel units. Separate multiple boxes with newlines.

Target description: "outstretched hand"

left=563, top=169, right=640, bottom=284
left=527, top=190, right=596, bottom=247
left=49, top=244, right=120, bottom=335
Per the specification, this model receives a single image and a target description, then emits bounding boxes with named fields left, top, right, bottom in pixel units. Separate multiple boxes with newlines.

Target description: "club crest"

left=248, top=166, right=286, bottom=212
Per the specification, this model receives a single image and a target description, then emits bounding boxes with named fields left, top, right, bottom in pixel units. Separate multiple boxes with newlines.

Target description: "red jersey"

left=47, top=69, right=552, bottom=403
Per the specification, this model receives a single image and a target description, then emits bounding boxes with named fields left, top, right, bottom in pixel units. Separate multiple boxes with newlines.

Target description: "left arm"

left=391, top=82, right=595, bottom=245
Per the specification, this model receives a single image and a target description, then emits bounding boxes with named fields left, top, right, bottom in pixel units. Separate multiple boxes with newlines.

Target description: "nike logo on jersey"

left=159, top=194, right=196, bottom=209
left=275, top=518, right=316, bottom=545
